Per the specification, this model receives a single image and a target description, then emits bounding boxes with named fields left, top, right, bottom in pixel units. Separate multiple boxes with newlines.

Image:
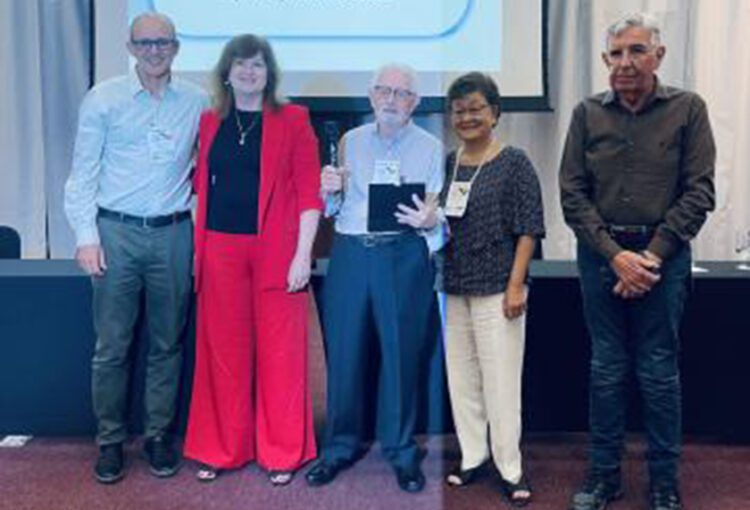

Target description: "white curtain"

left=497, top=0, right=749, bottom=260
left=0, top=0, right=90, bottom=258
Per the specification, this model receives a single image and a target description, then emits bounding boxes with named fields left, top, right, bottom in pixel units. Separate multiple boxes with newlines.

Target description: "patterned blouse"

left=439, top=146, right=545, bottom=296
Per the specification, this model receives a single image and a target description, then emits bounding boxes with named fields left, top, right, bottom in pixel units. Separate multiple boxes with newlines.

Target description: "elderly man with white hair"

left=305, top=64, right=443, bottom=493
left=560, top=12, right=715, bottom=510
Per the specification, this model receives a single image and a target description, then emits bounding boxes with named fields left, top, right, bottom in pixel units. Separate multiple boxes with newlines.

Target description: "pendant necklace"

left=234, top=109, right=258, bottom=146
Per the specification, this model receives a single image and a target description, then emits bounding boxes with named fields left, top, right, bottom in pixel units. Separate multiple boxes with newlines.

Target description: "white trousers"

left=444, top=292, right=526, bottom=483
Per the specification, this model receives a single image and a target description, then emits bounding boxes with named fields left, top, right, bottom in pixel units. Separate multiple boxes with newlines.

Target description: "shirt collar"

left=128, top=67, right=175, bottom=99
left=371, top=119, right=414, bottom=144
left=601, top=76, right=672, bottom=108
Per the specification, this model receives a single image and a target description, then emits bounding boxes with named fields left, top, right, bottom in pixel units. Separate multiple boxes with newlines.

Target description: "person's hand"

left=287, top=251, right=312, bottom=293
left=321, top=165, right=347, bottom=195
left=610, top=250, right=660, bottom=297
left=394, top=194, right=439, bottom=230
left=613, top=279, right=645, bottom=299
left=503, top=283, right=527, bottom=320
left=75, top=244, right=107, bottom=277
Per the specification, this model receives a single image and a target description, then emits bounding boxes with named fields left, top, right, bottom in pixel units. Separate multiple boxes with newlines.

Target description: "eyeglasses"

left=130, top=38, right=177, bottom=51
left=450, top=103, right=491, bottom=119
left=372, top=85, right=416, bottom=101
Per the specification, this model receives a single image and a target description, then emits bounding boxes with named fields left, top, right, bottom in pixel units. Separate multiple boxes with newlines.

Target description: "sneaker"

left=143, top=436, right=180, bottom=478
left=569, top=475, right=623, bottom=510
left=94, top=443, right=124, bottom=484
left=650, top=485, right=682, bottom=510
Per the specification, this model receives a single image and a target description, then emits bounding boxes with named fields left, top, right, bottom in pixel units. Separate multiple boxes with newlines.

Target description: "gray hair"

left=605, top=12, right=661, bottom=49
left=130, top=12, right=177, bottom=40
left=370, top=63, right=419, bottom=95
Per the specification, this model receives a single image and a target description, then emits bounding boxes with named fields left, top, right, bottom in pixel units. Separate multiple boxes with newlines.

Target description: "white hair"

left=370, top=63, right=419, bottom=94
left=605, top=12, right=661, bottom=49
left=130, top=12, right=177, bottom=40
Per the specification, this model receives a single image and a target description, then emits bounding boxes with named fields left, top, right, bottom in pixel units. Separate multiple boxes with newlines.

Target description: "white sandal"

left=268, top=470, right=294, bottom=486
left=196, top=463, right=219, bottom=482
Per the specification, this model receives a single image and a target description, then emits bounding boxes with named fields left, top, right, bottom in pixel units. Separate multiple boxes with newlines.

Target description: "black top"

left=207, top=108, right=263, bottom=234
left=559, top=84, right=716, bottom=260
left=439, top=146, right=545, bottom=296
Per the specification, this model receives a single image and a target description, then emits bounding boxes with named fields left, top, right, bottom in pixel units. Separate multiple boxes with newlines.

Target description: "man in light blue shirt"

left=64, top=12, right=206, bottom=484
left=306, top=64, right=443, bottom=493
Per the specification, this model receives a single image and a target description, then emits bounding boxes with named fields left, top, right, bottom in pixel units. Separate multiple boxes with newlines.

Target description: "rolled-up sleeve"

left=64, top=91, right=106, bottom=247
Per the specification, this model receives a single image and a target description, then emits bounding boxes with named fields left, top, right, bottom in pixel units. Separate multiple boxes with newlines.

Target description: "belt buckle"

left=362, top=235, right=377, bottom=248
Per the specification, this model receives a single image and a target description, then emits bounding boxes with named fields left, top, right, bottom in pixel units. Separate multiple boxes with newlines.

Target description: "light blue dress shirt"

left=326, top=121, right=444, bottom=251
left=64, top=72, right=207, bottom=246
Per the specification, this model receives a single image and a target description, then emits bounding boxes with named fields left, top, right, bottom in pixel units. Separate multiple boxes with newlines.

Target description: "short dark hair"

left=211, top=34, right=284, bottom=118
left=446, top=72, right=502, bottom=121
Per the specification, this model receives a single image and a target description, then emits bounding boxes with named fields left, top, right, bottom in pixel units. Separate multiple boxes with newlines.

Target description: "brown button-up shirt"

left=559, top=83, right=716, bottom=260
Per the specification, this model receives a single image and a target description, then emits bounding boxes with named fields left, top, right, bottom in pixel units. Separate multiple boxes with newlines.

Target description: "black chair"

left=0, top=226, right=21, bottom=258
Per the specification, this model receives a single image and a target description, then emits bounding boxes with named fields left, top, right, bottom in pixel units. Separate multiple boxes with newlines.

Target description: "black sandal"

left=445, top=464, right=482, bottom=487
left=500, top=477, right=533, bottom=507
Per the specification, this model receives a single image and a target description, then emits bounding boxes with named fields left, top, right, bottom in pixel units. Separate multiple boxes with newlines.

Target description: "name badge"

left=444, top=181, right=472, bottom=218
left=373, top=159, right=401, bottom=185
left=147, top=127, right=176, bottom=164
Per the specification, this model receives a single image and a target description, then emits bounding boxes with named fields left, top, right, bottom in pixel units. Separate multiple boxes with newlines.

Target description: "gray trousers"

left=91, top=216, right=192, bottom=445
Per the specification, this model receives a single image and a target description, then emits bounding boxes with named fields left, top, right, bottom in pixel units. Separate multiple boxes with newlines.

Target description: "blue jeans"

left=577, top=242, right=691, bottom=487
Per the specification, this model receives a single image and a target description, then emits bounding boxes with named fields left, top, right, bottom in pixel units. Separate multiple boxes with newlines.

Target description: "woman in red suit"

left=184, top=34, right=322, bottom=485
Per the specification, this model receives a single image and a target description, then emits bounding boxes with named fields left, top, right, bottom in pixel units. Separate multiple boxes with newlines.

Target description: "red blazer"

left=194, top=104, right=323, bottom=292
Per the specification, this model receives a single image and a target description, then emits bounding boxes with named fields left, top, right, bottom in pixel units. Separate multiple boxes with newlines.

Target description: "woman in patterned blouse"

left=440, top=72, right=545, bottom=507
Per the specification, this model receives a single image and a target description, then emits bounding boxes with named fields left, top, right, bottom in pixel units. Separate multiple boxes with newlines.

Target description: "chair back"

left=0, top=226, right=21, bottom=258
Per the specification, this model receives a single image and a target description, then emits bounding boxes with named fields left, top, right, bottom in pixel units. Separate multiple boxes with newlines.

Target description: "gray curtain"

left=0, top=0, right=90, bottom=258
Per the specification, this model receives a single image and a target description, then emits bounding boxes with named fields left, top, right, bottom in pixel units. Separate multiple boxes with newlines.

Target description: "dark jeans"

left=91, top=216, right=192, bottom=445
left=577, top=242, right=691, bottom=488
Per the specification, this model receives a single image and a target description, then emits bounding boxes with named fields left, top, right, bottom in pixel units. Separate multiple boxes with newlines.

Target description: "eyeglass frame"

left=450, top=103, right=493, bottom=120
left=129, top=38, right=178, bottom=51
left=371, top=84, right=417, bottom=101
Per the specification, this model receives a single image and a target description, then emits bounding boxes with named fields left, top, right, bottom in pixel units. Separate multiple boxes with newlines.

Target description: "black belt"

left=608, top=224, right=655, bottom=236
left=98, top=208, right=191, bottom=228
left=341, top=232, right=414, bottom=248
left=608, top=224, right=654, bottom=249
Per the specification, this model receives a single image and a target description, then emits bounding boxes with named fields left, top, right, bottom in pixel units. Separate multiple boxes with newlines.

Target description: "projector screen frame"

left=93, top=0, right=551, bottom=114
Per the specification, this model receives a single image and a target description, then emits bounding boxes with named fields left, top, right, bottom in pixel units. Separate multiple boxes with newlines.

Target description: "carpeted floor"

left=1, top=434, right=749, bottom=510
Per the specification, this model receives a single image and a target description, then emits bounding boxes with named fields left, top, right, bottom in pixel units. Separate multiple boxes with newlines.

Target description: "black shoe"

left=94, top=443, right=124, bottom=484
left=143, top=436, right=180, bottom=478
left=445, top=462, right=484, bottom=487
left=569, top=475, right=623, bottom=510
left=650, top=485, right=682, bottom=510
left=305, top=460, right=350, bottom=487
left=395, top=465, right=426, bottom=493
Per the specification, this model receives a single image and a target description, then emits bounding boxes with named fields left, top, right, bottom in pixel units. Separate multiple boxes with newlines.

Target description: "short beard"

left=375, top=109, right=408, bottom=129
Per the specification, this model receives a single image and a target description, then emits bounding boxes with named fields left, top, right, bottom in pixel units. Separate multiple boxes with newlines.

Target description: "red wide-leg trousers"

left=184, top=231, right=316, bottom=470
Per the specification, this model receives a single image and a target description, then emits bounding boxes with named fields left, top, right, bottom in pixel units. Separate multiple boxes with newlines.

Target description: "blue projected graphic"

left=153, top=0, right=471, bottom=38
left=130, top=0, right=502, bottom=73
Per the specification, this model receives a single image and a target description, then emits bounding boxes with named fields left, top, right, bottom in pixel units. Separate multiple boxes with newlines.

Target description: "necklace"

left=234, top=109, right=259, bottom=146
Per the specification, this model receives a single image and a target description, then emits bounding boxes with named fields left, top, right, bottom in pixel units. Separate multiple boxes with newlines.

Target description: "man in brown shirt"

left=560, top=13, right=715, bottom=510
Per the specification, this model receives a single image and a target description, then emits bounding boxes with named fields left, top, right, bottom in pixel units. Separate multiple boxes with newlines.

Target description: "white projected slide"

left=96, top=0, right=546, bottom=110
